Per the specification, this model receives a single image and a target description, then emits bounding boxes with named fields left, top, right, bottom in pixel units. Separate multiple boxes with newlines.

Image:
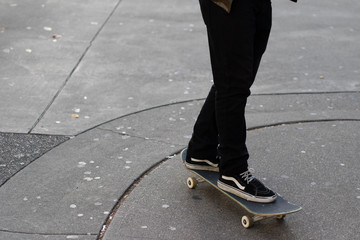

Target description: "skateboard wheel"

left=276, top=215, right=286, bottom=220
left=187, top=177, right=197, bottom=189
left=241, top=215, right=254, bottom=229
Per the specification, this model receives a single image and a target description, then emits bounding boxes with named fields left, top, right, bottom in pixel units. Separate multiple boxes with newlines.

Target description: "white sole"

left=217, top=180, right=276, bottom=203
left=184, top=162, right=219, bottom=172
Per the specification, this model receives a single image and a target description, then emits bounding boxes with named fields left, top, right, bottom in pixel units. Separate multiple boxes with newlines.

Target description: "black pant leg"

left=188, top=0, right=272, bottom=175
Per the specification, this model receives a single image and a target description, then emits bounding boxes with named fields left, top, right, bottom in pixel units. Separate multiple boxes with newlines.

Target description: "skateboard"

left=181, top=148, right=302, bottom=228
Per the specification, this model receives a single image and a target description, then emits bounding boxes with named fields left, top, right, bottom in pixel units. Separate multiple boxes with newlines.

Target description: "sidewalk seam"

left=27, top=0, right=124, bottom=134
left=0, top=229, right=97, bottom=237
left=97, top=127, right=185, bottom=147
left=247, top=118, right=360, bottom=131
left=74, top=91, right=359, bottom=137
left=97, top=149, right=183, bottom=240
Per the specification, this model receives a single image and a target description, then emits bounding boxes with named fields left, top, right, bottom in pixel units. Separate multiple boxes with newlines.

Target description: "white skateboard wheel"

left=187, top=177, right=197, bottom=189
left=241, top=215, right=254, bottom=228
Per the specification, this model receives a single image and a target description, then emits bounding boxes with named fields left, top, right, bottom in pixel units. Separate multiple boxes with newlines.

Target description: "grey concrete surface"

left=1, top=98, right=358, bottom=239
left=100, top=93, right=360, bottom=144
left=1, top=0, right=359, bottom=136
left=0, top=0, right=119, bottom=133
left=0, top=128, right=175, bottom=234
left=30, top=0, right=211, bottom=136
left=257, top=0, right=360, bottom=94
left=103, top=121, right=360, bottom=240
left=0, top=0, right=359, bottom=239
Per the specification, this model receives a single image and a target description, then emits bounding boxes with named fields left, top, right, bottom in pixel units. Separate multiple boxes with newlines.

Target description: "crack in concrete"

left=247, top=118, right=360, bottom=131
left=0, top=229, right=97, bottom=236
left=252, top=90, right=360, bottom=96
left=74, top=91, right=359, bottom=137
left=74, top=98, right=205, bottom=136
left=97, top=127, right=185, bottom=147
left=97, top=149, right=181, bottom=240
left=27, top=0, right=124, bottom=134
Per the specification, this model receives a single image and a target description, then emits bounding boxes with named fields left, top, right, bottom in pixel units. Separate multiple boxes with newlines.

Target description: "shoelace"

left=240, top=168, right=255, bottom=184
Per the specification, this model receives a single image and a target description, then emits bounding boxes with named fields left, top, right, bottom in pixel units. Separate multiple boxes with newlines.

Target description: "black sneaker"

left=217, top=169, right=276, bottom=203
left=185, top=157, right=219, bottom=172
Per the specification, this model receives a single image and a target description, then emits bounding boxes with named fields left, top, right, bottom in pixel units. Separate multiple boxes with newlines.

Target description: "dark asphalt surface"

left=0, top=133, right=68, bottom=186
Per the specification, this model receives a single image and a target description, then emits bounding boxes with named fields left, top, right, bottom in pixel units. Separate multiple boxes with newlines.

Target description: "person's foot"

left=217, top=169, right=276, bottom=203
left=185, top=157, right=219, bottom=172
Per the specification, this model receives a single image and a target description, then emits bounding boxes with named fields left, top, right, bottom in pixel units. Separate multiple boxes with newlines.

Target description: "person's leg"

left=205, top=0, right=275, bottom=203
left=185, top=0, right=220, bottom=171
left=185, top=0, right=275, bottom=199
left=186, top=85, right=219, bottom=171
left=217, top=0, right=272, bottom=175
left=206, top=0, right=260, bottom=175
left=253, top=0, right=272, bottom=80
left=187, top=0, right=260, bottom=169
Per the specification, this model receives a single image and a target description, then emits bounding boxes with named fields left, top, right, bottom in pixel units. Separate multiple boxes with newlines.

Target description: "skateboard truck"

left=241, top=214, right=286, bottom=229
left=186, top=177, right=204, bottom=189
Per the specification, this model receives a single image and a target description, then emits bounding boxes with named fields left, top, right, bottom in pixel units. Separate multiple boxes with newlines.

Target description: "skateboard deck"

left=181, top=148, right=302, bottom=228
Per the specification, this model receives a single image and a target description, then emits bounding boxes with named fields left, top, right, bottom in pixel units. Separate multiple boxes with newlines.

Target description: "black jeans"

left=187, top=0, right=272, bottom=175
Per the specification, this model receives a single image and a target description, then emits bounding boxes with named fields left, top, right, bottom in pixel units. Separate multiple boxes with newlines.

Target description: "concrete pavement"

left=0, top=0, right=359, bottom=239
